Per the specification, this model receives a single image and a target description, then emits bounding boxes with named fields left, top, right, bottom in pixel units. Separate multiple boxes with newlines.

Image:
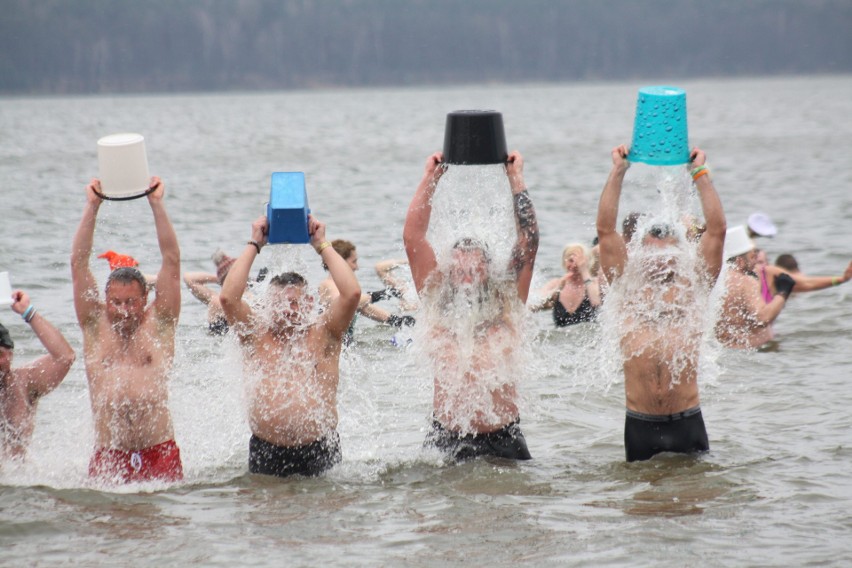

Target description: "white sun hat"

left=747, top=212, right=777, bottom=237
left=725, top=225, right=756, bottom=260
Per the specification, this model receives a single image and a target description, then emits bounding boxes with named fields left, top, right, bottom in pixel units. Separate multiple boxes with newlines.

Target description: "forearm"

left=756, top=295, right=786, bottom=325
left=150, top=200, right=180, bottom=268
left=793, top=274, right=842, bottom=292
left=596, top=167, right=626, bottom=236
left=511, top=189, right=539, bottom=270
left=71, top=202, right=99, bottom=268
left=403, top=179, right=436, bottom=245
left=323, top=247, right=360, bottom=301
left=695, top=176, right=726, bottom=237
left=220, top=244, right=256, bottom=304
left=28, top=313, right=75, bottom=364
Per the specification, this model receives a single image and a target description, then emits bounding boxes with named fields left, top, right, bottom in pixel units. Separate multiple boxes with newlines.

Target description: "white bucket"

left=97, top=133, right=151, bottom=199
left=0, top=271, right=12, bottom=306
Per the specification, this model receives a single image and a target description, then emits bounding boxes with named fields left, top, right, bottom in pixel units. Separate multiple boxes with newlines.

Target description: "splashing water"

left=596, top=165, right=724, bottom=393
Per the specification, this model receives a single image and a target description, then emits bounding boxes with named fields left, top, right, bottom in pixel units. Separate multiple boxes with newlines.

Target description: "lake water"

left=1, top=75, right=852, bottom=567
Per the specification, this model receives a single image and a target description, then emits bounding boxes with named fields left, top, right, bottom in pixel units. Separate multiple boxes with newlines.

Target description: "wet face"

left=105, top=280, right=147, bottom=331
left=0, top=346, right=12, bottom=378
left=268, top=284, right=313, bottom=329
left=641, top=234, right=679, bottom=281
left=449, top=248, right=489, bottom=289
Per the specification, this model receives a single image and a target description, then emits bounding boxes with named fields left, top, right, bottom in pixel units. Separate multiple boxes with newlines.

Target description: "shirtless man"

left=71, top=177, right=183, bottom=483
left=597, top=144, right=726, bottom=462
left=403, top=150, right=538, bottom=462
left=715, top=225, right=795, bottom=350
left=1, top=291, right=75, bottom=464
left=220, top=214, right=360, bottom=477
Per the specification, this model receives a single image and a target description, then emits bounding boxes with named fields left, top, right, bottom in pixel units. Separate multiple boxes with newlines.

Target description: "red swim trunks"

left=89, top=439, right=184, bottom=484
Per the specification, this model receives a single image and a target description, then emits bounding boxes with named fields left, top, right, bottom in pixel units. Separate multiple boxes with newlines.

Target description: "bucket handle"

left=92, top=186, right=157, bottom=202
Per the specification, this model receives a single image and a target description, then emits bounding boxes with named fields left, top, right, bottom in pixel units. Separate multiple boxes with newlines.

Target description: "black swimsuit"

left=552, top=295, right=597, bottom=327
left=208, top=316, right=229, bottom=336
left=248, top=433, right=342, bottom=477
left=425, top=419, right=532, bottom=462
left=624, top=406, right=709, bottom=462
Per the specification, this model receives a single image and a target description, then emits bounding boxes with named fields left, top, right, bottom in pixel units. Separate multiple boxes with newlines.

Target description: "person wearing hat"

left=596, top=144, right=726, bottom=462
left=183, top=249, right=237, bottom=336
left=1, top=290, right=75, bottom=463
left=715, top=225, right=795, bottom=350
left=98, top=250, right=157, bottom=290
left=70, top=176, right=183, bottom=484
left=747, top=212, right=778, bottom=239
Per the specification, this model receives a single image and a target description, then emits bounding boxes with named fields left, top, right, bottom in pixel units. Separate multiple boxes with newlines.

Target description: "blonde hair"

left=562, top=243, right=589, bottom=267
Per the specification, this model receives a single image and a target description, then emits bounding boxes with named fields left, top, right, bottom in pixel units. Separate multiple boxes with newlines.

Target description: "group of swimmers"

left=2, top=144, right=851, bottom=485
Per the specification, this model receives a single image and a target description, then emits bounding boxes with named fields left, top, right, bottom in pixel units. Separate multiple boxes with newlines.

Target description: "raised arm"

left=312, top=216, right=361, bottom=341
left=596, top=145, right=630, bottom=282
left=766, top=261, right=852, bottom=293
left=690, top=148, right=727, bottom=284
left=146, top=178, right=181, bottom=324
left=183, top=272, right=219, bottom=305
left=403, top=152, right=445, bottom=294
left=10, top=291, right=75, bottom=401
left=70, top=180, right=104, bottom=327
left=220, top=216, right=266, bottom=338
left=506, top=151, right=539, bottom=304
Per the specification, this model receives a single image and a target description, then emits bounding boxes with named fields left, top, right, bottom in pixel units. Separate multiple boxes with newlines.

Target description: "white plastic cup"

left=97, top=133, right=151, bottom=199
left=0, top=272, right=12, bottom=306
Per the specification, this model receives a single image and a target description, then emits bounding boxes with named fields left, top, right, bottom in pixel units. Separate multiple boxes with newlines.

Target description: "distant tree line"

left=1, top=0, right=850, bottom=94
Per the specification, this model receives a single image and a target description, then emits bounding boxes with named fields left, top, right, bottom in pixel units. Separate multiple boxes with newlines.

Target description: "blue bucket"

left=628, top=86, right=689, bottom=166
left=267, top=172, right=311, bottom=244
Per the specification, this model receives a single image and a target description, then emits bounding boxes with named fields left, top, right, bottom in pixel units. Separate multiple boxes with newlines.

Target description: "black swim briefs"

left=248, top=432, right=342, bottom=478
left=425, top=419, right=532, bottom=462
left=624, top=406, right=709, bottom=462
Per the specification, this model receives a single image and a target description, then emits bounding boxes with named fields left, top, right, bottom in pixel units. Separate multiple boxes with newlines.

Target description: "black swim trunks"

left=552, top=295, right=597, bottom=327
left=425, top=419, right=532, bottom=462
left=624, top=406, right=709, bottom=462
left=208, top=316, right=229, bottom=336
left=248, top=433, right=342, bottom=478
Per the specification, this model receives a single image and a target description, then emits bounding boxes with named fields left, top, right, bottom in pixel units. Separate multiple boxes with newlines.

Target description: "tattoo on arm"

left=511, top=190, right=539, bottom=273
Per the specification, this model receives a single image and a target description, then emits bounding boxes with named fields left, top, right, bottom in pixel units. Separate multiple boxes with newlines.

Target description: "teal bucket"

left=627, top=86, right=689, bottom=166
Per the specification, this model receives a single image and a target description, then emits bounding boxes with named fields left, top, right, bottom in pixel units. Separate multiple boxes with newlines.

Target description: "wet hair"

left=106, top=267, right=148, bottom=294
left=622, top=212, right=643, bottom=243
left=775, top=253, right=799, bottom=272
left=323, top=239, right=356, bottom=270
left=646, top=224, right=676, bottom=240
left=452, top=237, right=491, bottom=263
left=0, top=322, right=14, bottom=350
left=269, top=272, right=307, bottom=288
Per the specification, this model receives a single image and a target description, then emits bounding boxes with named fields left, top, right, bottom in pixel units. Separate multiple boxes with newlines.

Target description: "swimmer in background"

left=1, top=291, right=75, bottom=464
left=716, top=226, right=795, bottom=351
left=404, top=150, right=538, bottom=462
left=71, top=177, right=184, bottom=484
left=183, top=250, right=236, bottom=336
left=220, top=214, right=360, bottom=478
left=758, top=252, right=852, bottom=297
left=318, top=240, right=415, bottom=345
left=374, top=258, right=420, bottom=312
left=530, top=243, right=601, bottom=326
left=597, top=145, right=726, bottom=462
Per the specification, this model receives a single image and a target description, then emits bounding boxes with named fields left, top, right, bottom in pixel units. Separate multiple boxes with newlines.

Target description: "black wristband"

left=248, top=240, right=261, bottom=254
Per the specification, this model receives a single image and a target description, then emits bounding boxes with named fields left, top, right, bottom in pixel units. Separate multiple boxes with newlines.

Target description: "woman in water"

left=531, top=243, right=602, bottom=326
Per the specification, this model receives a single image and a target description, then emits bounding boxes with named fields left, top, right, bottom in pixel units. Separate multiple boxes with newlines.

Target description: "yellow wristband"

left=832, top=277, right=841, bottom=286
left=692, top=168, right=710, bottom=181
left=317, top=241, right=332, bottom=254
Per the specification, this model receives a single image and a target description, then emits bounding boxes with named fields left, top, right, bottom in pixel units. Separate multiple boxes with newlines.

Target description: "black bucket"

left=442, top=110, right=508, bottom=165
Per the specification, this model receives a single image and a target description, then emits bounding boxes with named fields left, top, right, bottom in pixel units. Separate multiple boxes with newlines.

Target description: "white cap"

left=747, top=212, right=777, bottom=237
left=725, top=225, right=755, bottom=260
